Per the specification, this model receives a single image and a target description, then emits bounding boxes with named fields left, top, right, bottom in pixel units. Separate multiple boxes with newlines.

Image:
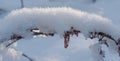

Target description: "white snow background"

left=0, top=0, right=120, bottom=61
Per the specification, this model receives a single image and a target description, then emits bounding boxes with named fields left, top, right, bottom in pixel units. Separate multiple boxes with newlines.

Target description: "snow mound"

left=0, top=7, right=119, bottom=40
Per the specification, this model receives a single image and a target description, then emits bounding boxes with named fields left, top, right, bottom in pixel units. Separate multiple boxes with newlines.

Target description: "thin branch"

left=8, top=47, right=34, bottom=61
left=97, top=32, right=118, bottom=45
left=22, top=53, right=34, bottom=61
left=6, top=39, right=19, bottom=47
left=20, top=0, right=24, bottom=8
left=6, top=34, right=23, bottom=47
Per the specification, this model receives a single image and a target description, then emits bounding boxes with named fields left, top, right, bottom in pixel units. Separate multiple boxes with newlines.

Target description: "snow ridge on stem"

left=0, top=7, right=120, bottom=61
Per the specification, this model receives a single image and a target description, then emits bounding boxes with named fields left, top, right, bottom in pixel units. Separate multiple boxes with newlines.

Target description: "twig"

left=20, top=0, right=24, bottom=8
left=6, top=34, right=23, bottom=47
left=22, top=53, right=34, bottom=61
left=6, top=39, right=19, bottom=47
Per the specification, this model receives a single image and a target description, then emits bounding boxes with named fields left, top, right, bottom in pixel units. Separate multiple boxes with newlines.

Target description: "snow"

left=0, top=7, right=120, bottom=61
left=1, top=7, right=120, bottom=40
left=0, top=0, right=120, bottom=61
left=17, top=35, right=93, bottom=61
left=7, top=48, right=22, bottom=58
left=90, top=43, right=105, bottom=61
left=0, top=44, right=22, bottom=61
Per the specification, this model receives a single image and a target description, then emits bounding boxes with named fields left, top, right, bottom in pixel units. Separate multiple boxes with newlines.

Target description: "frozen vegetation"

left=0, top=0, right=120, bottom=61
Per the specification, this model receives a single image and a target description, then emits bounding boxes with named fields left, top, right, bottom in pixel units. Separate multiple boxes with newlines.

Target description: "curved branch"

left=6, top=34, right=23, bottom=47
